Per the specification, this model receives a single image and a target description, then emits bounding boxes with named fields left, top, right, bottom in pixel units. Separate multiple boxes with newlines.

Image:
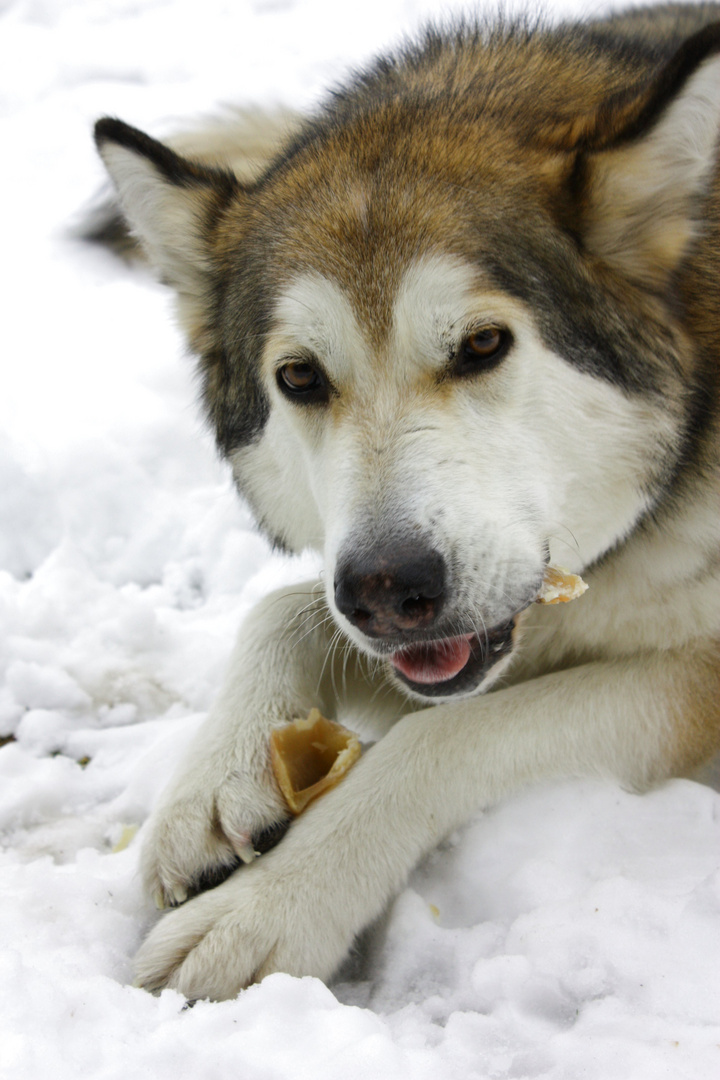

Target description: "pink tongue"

left=391, top=635, right=472, bottom=685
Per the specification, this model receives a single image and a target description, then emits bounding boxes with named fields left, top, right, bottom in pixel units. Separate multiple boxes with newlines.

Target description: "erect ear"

left=94, top=118, right=241, bottom=300
left=567, top=25, right=720, bottom=289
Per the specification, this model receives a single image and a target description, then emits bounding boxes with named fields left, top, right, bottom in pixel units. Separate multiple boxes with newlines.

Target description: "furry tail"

left=80, top=106, right=302, bottom=258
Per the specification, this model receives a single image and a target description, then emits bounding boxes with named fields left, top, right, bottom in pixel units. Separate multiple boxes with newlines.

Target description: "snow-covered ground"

left=1, top=1, right=719, bottom=1076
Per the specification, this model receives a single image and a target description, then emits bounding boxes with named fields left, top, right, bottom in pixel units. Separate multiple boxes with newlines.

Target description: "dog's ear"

left=94, top=118, right=241, bottom=298
left=567, top=25, right=720, bottom=289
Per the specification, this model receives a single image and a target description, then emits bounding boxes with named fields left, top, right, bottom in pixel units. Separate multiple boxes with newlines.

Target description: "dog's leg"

left=140, top=577, right=342, bottom=908
left=134, top=644, right=719, bottom=999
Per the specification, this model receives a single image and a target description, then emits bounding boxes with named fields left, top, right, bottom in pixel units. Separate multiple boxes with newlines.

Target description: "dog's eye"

left=276, top=360, right=329, bottom=403
left=456, top=327, right=512, bottom=375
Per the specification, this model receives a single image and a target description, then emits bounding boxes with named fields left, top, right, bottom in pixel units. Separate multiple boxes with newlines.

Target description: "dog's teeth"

left=153, top=889, right=167, bottom=910
left=171, top=885, right=188, bottom=905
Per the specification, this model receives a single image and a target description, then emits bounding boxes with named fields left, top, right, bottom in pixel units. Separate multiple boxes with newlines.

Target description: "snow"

left=1, top=0, right=719, bottom=1077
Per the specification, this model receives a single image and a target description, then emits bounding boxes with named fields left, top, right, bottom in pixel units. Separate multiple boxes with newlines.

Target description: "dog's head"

left=95, top=26, right=720, bottom=699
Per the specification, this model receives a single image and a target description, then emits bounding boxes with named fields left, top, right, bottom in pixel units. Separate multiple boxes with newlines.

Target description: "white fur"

left=102, top=46, right=720, bottom=1000
left=97, top=142, right=215, bottom=338
left=98, top=143, right=210, bottom=291
left=235, top=256, right=679, bottom=665
left=135, top=618, right=705, bottom=997
left=587, top=54, right=720, bottom=282
left=134, top=251, right=720, bottom=998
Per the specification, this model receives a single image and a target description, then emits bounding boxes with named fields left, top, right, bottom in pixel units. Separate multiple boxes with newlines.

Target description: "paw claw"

left=140, top=765, right=291, bottom=920
left=225, top=826, right=258, bottom=864
left=236, top=843, right=258, bottom=865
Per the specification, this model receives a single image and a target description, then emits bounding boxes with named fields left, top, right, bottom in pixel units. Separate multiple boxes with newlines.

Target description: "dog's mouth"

left=389, top=619, right=517, bottom=698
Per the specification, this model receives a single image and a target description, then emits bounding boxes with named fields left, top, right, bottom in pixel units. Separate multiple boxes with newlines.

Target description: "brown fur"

left=674, top=642, right=720, bottom=772
left=92, top=7, right=720, bottom=463
left=92, top=5, right=720, bottom=997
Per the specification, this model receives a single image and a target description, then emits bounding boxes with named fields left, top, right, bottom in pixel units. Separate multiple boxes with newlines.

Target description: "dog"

left=92, top=3, right=720, bottom=1000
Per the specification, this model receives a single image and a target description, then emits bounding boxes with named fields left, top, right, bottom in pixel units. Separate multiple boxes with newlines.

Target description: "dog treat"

left=270, top=709, right=362, bottom=815
left=536, top=564, right=588, bottom=604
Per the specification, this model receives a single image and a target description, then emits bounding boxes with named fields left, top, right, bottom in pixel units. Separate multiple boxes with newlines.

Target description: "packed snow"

left=1, top=1, right=719, bottom=1077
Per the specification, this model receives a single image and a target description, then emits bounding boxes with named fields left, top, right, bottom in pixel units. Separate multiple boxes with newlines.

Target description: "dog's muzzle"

left=333, top=539, right=517, bottom=698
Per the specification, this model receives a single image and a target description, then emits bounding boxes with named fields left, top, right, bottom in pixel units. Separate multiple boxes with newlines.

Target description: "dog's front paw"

left=136, top=726, right=426, bottom=997
left=140, top=750, right=290, bottom=909
left=134, top=826, right=360, bottom=1000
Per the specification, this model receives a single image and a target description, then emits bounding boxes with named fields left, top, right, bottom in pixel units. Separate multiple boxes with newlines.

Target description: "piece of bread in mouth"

left=536, top=565, right=589, bottom=605
left=270, top=709, right=362, bottom=815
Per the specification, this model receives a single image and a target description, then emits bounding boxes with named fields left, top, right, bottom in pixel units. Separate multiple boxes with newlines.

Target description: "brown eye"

left=276, top=360, right=329, bottom=403
left=457, top=327, right=512, bottom=375
left=280, top=361, right=317, bottom=390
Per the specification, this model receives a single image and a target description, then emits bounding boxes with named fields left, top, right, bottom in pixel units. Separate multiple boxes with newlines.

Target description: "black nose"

left=334, top=540, right=447, bottom=637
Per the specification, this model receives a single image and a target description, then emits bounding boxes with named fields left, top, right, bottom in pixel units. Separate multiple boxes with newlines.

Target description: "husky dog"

left=93, top=3, right=720, bottom=1000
